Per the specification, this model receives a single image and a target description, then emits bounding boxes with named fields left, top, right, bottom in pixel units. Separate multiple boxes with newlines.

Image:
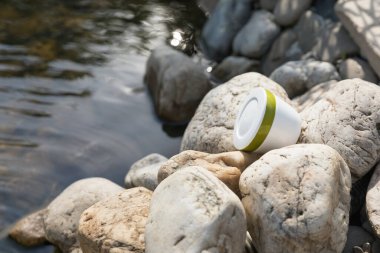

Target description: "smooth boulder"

left=43, top=178, right=124, bottom=253
left=200, top=0, right=251, bottom=61
left=145, top=166, right=247, bottom=253
left=78, top=187, right=152, bottom=253
left=144, top=45, right=211, bottom=122
left=181, top=72, right=290, bottom=153
left=211, top=56, right=259, bottom=83
left=158, top=150, right=261, bottom=195
left=270, top=60, right=341, bottom=98
left=274, top=0, right=313, bottom=26
left=338, top=57, right=378, bottom=83
left=366, top=163, right=380, bottom=238
left=125, top=153, right=168, bottom=191
left=233, top=10, right=280, bottom=59
left=300, top=79, right=380, bottom=182
left=240, top=144, right=351, bottom=253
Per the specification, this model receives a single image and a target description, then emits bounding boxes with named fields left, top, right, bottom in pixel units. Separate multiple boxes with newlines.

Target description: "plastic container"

left=233, top=87, right=301, bottom=153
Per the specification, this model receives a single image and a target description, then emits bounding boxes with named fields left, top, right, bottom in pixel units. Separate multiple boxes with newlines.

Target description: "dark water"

left=0, top=0, right=205, bottom=252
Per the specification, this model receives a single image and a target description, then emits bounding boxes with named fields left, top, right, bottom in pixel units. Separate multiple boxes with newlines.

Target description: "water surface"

left=0, top=1, right=205, bottom=252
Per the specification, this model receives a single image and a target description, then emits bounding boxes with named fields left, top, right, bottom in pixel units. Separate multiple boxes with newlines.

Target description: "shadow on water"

left=0, top=0, right=205, bottom=252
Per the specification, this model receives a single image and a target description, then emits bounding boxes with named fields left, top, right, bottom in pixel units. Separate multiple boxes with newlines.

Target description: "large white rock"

left=233, top=10, right=280, bottom=59
left=274, top=0, right=313, bottom=26
left=145, top=166, right=247, bottom=253
left=338, top=57, right=378, bottom=83
left=240, top=144, right=351, bottom=253
left=300, top=79, right=380, bottom=182
left=366, top=163, right=380, bottom=238
left=270, top=60, right=341, bottom=98
left=78, top=187, right=152, bottom=253
left=335, top=0, right=380, bottom=77
left=145, top=45, right=211, bottom=122
left=180, top=72, right=290, bottom=153
left=43, top=178, right=124, bottom=253
left=125, top=153, right=168, bottom=191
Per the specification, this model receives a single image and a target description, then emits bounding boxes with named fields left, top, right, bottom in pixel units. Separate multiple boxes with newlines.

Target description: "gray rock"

left=197, top=0, right=219, bottom=15
left=294, top=11, right=326, bottom=53
left=262, top=29, right=298, bottom=76
left=260, top=0, right=277, bottom=11
left=212, top=56, right=260, bottom=83
left=313, top=22, right=359, bottom=63
left=270, top=59, right=341, bottom=98
left=300, top=79, right=380, bottom=182
left=366, top=163, right=380, bottom=238
left=125, top=153, right=168, bottom=191
left=233, top=10, right=280, bottom=59
left=145, top=166, right=247, bottom=253
left=274, top=0, right=313, bottom=26
left=78, top=187, right=152, bottom=253
left=373, top=240, right=380, bottom=253
left=9, top=209, right=47, bottom=247
left=181, top=72, right=291, bottom=153
left=44, top=178, right=124, bottom=253
left=200, top=0, right=252, bottom=61
left=144, top=45, right=211, bottom=122
left=240, top=144, right=351, bottom=253
left=336, top=0, right=380, bottom=77
left=338, top=57, right=378, bottom=83
left=343, top=226, right=375, bottom=253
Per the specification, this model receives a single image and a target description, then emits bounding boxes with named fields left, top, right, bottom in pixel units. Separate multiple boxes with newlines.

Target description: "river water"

left=0, top=1, right=205, bottom=252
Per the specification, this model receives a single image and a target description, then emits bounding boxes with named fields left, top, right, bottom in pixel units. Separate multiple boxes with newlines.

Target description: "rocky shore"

left=8, top=0, right=380, bottom=253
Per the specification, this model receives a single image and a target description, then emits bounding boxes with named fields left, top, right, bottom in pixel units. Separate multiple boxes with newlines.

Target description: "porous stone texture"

left=313, top=22, right=359, bottom=63
left=144, top=45, right=211, bottom=122
left=342, top=226, right=375, bottom=253
left=270, top=60, right=341, bottom=98
left=233, top=10, right=280, bottom=59
left=78, top=187, right=152, bottom=253
left=292, top=80, right=337, bottom=112
left=336, top=0, right=380, bottom=77
left=200, top=0, right=251, bottom=61
left=300, top=79, right=380, bottom=182
left=158, top=150, right=261, bottom=196
left=366, top=163, right=380, bottom=238
left=260, top=0, right=277, bottom=11
left=295, top=10, right=325, bottom=53
left=145, top=166, right=247, bottom=253
left=338, top=57, right=378, bottom=83
left=181, top=72, right=290, bottom=153
left=44, top=178, right=124, bottom=253
left=274, top=0, right=313, bottom=26
left=9, top=209, right=47, bottom=247
left=211, top=56, right=260, bottom=83
left=125, top=153, right=168, bottom=191
left=240, top=144, right=351, bottom=253
left=262, top=29, right=300, bottom=76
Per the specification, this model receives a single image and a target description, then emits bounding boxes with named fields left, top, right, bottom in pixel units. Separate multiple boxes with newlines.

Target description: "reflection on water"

left=0, top=0, right=205, bottom=252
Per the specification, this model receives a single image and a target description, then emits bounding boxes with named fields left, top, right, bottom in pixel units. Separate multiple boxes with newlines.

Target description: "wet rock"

left=9, top=209, right=47, bottom=247
left=145, top=166, right=246, bottom=253
left=233, top=10, right=280, bottom=59
left=125, top=153, right=167, bottom=191
left=78, top=187, right=152, bottom=253
left=200, top=0, right=252, bottom=61
left=181, top=72, right=290, bottom=153
left=274, top=0, right=313, bottom=26
left=295, top=11, right=325, bottom=53
left=260, top=0, right=277, bottom=11
left=158, top=150, right=260, bottom=195
left=336, top=0, right=380, bottom=77
left=343, top=226, right=375, bottom=253
left=240, top=144, right=351, bottom=253
left=366, top=163, right=380, bottom=238
left=300, top=79, right=380, bottom=182
left=338, top=57, right=378, bottom=83
left=313, top=22, right=359, bottom=63
left=262, top=29, right=299, bottom=76
left=270, top=59, right=341, bottom=98
left=145, top=45, right=211, bottom=122
left=292, top=80, right=337, bottom=112
left=211, top=56, right=260, bottom=83
left=44, top=178, right=124, bottom=253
